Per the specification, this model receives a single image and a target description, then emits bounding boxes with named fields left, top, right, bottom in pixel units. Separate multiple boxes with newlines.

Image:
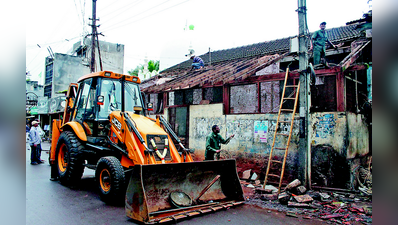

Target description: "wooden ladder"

left=262, top=68, right=300, bottom=194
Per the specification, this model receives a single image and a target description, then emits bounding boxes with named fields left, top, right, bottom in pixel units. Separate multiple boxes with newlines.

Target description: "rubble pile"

left=240, top=170, right=372, bottom=225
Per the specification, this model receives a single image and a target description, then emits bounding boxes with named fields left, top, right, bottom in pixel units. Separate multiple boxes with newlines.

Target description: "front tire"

left=95, top=156, right=126, bottom=204
left=55, top=131, right=85, bottom=186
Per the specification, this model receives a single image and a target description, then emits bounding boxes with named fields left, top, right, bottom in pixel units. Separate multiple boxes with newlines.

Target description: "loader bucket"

left=125, top=159, right=245, bottom=224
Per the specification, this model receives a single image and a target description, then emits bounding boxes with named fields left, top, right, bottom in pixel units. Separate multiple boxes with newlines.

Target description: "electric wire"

left=100, top=0, right=170, bottom=29
left=99, top=0, right=144, bottom=25
left=102, top=0, right=190, bottom=33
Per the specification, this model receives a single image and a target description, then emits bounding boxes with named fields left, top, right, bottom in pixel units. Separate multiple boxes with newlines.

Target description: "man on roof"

left=310, top=22, right=337, bottom=66
left=190, top=55, right=205, bottom=70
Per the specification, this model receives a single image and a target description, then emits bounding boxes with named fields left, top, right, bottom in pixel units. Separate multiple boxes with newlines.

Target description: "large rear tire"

left=55, top=131, right=85, bottom=186
left=95, top=156, right=126, bottom=204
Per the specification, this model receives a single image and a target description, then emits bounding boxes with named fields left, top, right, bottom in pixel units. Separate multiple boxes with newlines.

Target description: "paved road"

left=26, top=141, right=327, bottom=225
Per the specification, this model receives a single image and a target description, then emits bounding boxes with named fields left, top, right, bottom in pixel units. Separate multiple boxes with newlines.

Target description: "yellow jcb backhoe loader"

left=49, top=71, right=244, bottom=224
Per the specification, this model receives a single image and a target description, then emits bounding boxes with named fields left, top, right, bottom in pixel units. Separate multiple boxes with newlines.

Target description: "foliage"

left=128, top=60, right=160, bottom=79
left=128, top=64, right=144, bottom=76
left=147, top=60, right=159, bottom=73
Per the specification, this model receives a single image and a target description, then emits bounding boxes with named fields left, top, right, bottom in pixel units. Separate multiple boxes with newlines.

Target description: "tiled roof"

left=161, top=25, right=361, bottom=72
left=141, top=24, right=364, bottom=93
left=142, top=53, right=287, bottom=93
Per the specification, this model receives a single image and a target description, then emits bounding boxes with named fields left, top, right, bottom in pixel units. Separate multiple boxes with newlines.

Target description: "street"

left=26, top=141, right=327, bottom=225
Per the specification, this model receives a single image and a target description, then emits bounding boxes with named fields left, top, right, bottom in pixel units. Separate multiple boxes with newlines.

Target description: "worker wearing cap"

left=190, top=55, right=204, bottom=70
left=310, top=22, right=337, bottom=66
left=205, top=125, right=235, bottom=160
left=29, top=121, right=43, bottom=165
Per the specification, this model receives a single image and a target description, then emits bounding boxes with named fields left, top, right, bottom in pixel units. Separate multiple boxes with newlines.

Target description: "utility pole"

left=89, top=0, right=98, bottom=73
left=297, top=0, right=311, bottom=188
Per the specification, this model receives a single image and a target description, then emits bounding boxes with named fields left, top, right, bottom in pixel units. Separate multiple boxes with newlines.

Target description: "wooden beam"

left=336, top=69, right=345, bottom=112
left=223, top=85, right=230, bottom=114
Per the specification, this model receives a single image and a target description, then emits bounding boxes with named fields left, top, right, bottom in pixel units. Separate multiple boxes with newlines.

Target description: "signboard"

left=49, top=96, right=66, bottom=113
left=37, top=96, right=49, bottom=114
left=254, top=120, right=268, bottom=143
left=30, top=106, right=38, bottom=115
left=26, top=92, right=38, bottom=106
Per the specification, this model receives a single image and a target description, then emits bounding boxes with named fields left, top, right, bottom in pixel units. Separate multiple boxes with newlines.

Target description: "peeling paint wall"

left=230, top=84, right=258, bottom=113
left=310, top=112, right=369, bottom=158
left=193, top=88, right=202, bottom=104
left=185, top=105, right=369, bottom=183
left=189, top=104, right=300, bottom=159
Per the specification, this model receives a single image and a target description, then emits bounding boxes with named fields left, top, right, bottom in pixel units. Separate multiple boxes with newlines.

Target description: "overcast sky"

left=26, top=0, right=371, bottom=84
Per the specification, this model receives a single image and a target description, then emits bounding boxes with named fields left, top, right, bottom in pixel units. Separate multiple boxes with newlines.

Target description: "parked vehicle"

left=49, top=71, right=244, bottom=223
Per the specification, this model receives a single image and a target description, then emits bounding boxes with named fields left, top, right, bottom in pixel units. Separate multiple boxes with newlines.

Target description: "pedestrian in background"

left=26, top=121, right=31, bottom=151
left=34, top=119, right=45, bottom=161
left=29, top=121, right=43, bottom=165
left=205, top=125, right=235, bottom=160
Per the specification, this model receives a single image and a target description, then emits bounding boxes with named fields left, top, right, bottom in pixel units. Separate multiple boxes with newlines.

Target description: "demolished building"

left=140, top=12, right=372, bottom=190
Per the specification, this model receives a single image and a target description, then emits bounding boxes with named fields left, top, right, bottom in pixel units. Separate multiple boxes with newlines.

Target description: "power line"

left=102, top=0, right=190, bottom=33
left=99, top=0, right=144, bottom=25
left=100, top=0, right=169, bottom=28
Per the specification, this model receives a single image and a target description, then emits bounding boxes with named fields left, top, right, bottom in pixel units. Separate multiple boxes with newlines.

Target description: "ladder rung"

left=283, top=97, right=296, bottom=100
left=274, top=147, right=287, bottom=150
left=276, top=133, right=289, bottom=136
left=280, top=109, right=294, bottom=112
left=271, top=160, right=283, bottom=164
left=268, top=174, right=281, bottom=178
left=278, top=120, right=291, bottom=123
left=285, top=85, right=298, bottom=88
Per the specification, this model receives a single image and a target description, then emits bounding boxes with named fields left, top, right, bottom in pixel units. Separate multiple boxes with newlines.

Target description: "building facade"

left=141, top=13, right=372, bottom=189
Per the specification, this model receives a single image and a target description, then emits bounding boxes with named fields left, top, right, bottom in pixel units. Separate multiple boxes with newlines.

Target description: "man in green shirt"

left=310, top=22, right=336, bottom=66
left=205, top=125, right=235, bottom=160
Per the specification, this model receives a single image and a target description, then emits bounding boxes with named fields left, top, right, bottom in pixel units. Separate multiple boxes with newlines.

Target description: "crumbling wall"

left=188, top=106, right=370, bottom=187
left=310, top=112, right=369, bottom=158
left=189, top=103, right=300, bottom=182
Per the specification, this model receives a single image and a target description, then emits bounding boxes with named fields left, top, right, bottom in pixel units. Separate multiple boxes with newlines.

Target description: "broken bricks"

left=284, top=179, right=301, bottom=191
left=293, top=194, right=313, bottom=203
left=242, top=169, right=251, bottom=180
left=278, top=192, right=290, bottom=205
left=295, top=186, right=307, bottom=195
left=260, top=193, right=278, bottom=201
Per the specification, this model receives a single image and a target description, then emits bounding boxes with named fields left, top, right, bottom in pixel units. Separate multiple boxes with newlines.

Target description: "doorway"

left=168, top=107, right=189, bottom=148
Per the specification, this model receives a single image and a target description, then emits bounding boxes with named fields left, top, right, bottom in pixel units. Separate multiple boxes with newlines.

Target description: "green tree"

left=128, top=64, right=144, bottom=76
left=147, top=60, right=160, bottom=73
left=128, top=60, right=160, bottom=79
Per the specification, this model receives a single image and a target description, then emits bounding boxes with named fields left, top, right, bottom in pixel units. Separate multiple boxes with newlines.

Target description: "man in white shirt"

left=29, top=121, right=43, bottom=165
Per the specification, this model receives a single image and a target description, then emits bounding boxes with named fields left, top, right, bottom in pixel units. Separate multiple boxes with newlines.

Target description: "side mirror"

left=97, top=95, right=104, bottom=105
left=147, top=102, right=154, bottom=111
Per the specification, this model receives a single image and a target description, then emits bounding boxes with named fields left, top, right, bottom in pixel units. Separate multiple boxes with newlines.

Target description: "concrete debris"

left=287, top=202, right=313, bottom=208
left=247, top=184, right=255, bottom=188
left=295, top=186, right=307, bottom=195
left=250, top=172, right=258, bottom=180
left=240, top=179, right=372, bottom=225
left=255, top=180, right=261, bottom=185
left=278, top=192, right=290, bottom=205
left=318, top=192, right=330, bottom=201
left=293, top=194, right=313, bottom=203
left=254, top=185, right=278, bottom=194
left=260, top=193, right=278, bottom=201
left=264, top=185, right=278, bottom=193
left=284, top=179, right=301, bottom=191
left=242, top=169, right=251, bottom=180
